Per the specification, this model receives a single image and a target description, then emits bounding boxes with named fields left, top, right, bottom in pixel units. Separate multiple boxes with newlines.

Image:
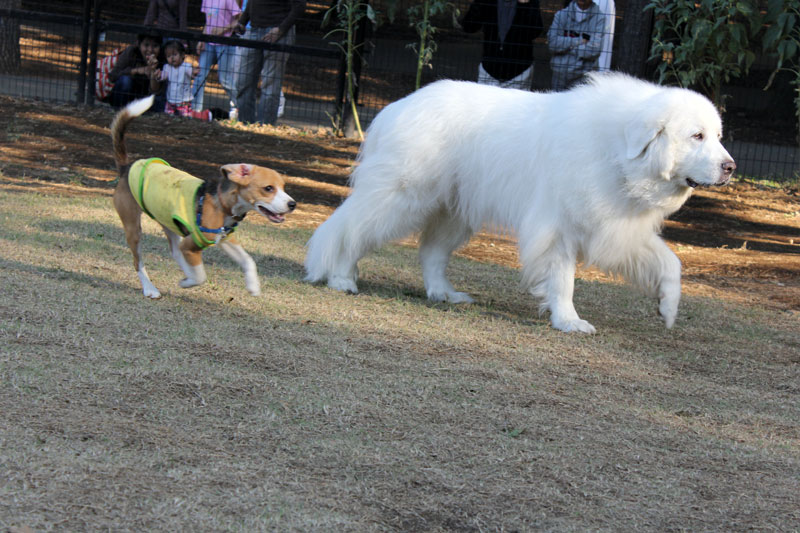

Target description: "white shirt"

left=161, top=62, right=194, bottom=105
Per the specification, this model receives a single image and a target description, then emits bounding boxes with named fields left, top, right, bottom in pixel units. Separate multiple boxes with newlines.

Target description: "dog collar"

left=196, top=195, right=241, bottom=245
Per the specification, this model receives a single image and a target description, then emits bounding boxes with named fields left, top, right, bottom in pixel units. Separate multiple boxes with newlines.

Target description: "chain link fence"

left=1, top=0, right=798, bottom=180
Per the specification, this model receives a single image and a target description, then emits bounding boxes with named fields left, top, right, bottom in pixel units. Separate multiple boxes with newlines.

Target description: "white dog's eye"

left=692, top=132, right=704, bottom=141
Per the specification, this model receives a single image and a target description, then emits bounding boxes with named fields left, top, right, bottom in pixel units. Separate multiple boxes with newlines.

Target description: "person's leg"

left=192, top=46, right=218, bottom=111
left=257, top=26, right=294, bottom=125
left=217, top=44, right=237, bottom=105
left=152, top=88, right=167, bottom=112
left=110, top=75, right=135, bottom=108
left=229, top=44, right=245, bottom=115
left=235, top=28, right=266, bottom=123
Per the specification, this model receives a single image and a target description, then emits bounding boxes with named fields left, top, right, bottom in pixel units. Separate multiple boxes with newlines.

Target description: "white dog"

left=305, top=73, right=735, bottom=333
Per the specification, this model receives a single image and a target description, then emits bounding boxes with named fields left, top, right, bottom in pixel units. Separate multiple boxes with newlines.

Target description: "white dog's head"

left=624, top=89, right=736, bottom=189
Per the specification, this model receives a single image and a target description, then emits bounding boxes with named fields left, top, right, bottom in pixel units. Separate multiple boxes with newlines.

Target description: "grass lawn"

left=1, top=179, right=798, bottom=531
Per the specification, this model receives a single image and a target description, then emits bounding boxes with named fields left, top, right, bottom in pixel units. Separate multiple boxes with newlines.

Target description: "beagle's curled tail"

left=111, top=95, right=154, bottom=170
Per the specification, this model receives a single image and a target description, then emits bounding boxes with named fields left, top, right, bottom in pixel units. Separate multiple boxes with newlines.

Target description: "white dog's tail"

left=304, top=170, right=418, bottom=285
left=304, top=205, right=343, bottom=282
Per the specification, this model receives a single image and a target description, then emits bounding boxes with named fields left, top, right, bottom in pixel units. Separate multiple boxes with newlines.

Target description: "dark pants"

left=109, top=75, right=165, bottom=111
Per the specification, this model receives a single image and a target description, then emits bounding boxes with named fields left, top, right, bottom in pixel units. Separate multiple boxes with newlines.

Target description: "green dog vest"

left=128, top=158, right=229, bottom=249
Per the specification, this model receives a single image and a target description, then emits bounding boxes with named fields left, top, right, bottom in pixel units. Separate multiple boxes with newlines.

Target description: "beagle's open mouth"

left=257, top=204, right=286, bottom=223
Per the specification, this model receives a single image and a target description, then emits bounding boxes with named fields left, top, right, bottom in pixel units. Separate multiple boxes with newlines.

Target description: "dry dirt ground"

left=1, top=95, right=798, bottom=316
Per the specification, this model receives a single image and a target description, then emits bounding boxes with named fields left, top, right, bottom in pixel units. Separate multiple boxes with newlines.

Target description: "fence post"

left=77, top=0, right=92, bottom=104
left=86, top=0, right=104, bottom=106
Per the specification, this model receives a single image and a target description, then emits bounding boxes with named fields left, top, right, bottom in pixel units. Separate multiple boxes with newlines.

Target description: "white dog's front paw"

left=328, top=276, right=358, bottom=294
left=428, top=289, right=474, bottom=304
left=552, top=317, right=596, bottom=334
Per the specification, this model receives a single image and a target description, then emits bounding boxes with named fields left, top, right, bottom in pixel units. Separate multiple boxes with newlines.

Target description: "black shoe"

left=209, top=107, right=229, bottom=120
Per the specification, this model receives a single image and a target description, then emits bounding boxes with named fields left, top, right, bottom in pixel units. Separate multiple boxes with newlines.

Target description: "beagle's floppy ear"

left=220, top=163, right=254, bottom=186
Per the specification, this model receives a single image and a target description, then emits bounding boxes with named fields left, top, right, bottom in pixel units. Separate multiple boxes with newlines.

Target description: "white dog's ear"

left=220, top=163, right=254, bottom=185
left=624, top=105, right=675, bottom=181
left=624, top=119, right=665, bottom=160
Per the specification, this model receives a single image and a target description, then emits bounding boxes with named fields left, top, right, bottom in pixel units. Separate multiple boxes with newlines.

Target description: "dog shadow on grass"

left=25, top=217, right=647, bottom=331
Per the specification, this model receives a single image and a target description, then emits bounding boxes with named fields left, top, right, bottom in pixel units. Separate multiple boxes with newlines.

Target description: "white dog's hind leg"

left=219, top=240, right=260, bottom=296
left=419, top=213, right=474, bottom=303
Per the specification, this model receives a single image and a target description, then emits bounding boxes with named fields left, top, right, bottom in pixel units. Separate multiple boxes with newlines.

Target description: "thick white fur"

left=304, top=73, right=735, bottom=333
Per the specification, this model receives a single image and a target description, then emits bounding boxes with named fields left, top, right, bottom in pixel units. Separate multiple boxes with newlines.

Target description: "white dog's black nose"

left=288, top=200, right=297, bottom=211
left=722, top=161, right=736, bottom=176
left=717, top=160, right=736, bottom=185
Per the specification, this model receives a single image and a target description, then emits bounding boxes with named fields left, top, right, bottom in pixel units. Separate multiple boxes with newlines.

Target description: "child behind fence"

left=159, top=40, right=213, bottom=121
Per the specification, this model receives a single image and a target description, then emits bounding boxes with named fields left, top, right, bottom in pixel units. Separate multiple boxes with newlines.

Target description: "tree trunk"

left=616, top=0, right=653, bottom=78
left=0, top=0, right=22, bottom=73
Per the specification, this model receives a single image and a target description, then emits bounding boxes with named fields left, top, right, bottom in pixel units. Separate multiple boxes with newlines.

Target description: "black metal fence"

left=1, top=0, right=799, bottom=180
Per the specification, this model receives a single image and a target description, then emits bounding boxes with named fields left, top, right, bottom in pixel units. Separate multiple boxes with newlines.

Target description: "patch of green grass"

left=737, top=174, right=800, bottom=189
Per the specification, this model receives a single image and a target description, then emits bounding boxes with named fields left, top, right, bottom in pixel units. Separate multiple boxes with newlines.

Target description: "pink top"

left=202, top=0, right=242, bottom=38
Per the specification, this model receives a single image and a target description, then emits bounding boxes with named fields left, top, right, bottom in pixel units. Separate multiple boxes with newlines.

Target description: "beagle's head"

left=220, top=163, right=296, bottom=223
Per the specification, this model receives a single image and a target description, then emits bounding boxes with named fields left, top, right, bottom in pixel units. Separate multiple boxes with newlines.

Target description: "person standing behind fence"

left=547, top=0, right=604, bottom=90
left=192, top=0, right=242, bottom=116
left=461, top=0, right=544, bottom=90
left=233, top=0, right=305, bottom=125
left=108, top=32, right=166, bottom=110
left=144, top=0, right=189, bottom=37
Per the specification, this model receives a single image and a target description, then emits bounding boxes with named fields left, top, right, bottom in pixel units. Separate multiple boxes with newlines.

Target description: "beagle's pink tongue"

left=258, top=205, right=285, bottom=223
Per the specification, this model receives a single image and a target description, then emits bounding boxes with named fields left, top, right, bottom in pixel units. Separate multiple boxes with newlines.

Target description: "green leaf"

left=745, top=49, right=756, bottom=69
left=736, top=1, right=755, bottom=17
left=321, top=5, right=335, bottom=28
left=778, top=11, right=792, bottom=33
left=763, top=23, right=783, bottom=52
left=787, top=38, right=799, bottom=59
left=766, top=0, right=783, bottom=21
left=730, top=23, right=745, bottom=45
